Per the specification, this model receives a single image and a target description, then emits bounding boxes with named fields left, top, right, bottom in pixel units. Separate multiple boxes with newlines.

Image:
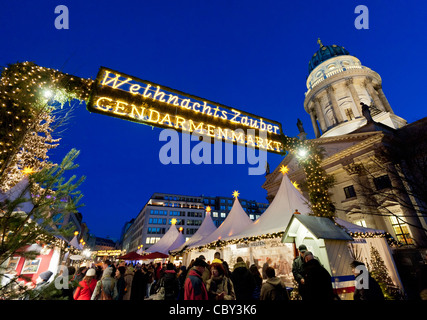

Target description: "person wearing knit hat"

left=86, top=268, right=96, bottom=277
left=32, top=270, right=52, bottom=288
left=38, top=270, right=53, bottom=282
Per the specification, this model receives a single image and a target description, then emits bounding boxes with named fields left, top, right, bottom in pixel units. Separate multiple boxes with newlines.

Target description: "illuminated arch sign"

left=87, top=67, right=284, bottom=153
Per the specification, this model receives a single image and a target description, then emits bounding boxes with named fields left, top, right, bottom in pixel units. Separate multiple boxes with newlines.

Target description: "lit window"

left=389, top=216, right=413, bottom=245
left=212, top=212, right=218, bottom=217
left=220, top=212, right=226, bottom=218
left=354, top=219, right=367, bottom=227
left=345, top=108, right=355, bottom=121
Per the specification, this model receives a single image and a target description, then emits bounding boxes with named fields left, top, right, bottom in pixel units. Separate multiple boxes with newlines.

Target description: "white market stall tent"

left=171, top=210, right=217, bottom=255
left=145, top=222, right=185, bottom=255
left=183, top=195, right=254, bottom=264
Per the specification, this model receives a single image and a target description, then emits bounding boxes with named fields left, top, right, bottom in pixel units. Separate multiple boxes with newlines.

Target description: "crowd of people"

left=37, top=244, right=389, bottom=301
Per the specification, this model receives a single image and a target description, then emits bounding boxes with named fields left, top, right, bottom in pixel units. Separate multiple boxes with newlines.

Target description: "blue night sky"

left=1, top=1, right=426, bottom=239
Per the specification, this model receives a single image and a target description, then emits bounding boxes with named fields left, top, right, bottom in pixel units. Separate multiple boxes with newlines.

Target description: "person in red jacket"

left=184, top=257, right=209, bottom=300
left=73, top=268, right=98, bottom=300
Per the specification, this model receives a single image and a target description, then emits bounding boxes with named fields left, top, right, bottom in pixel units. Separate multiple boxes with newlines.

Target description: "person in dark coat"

left=115, top=266, right=127, bottom=300
left=249, top=264, right=263, bottom=300
left=162, top=263, right=180, bottom=300
left=292, top=244, right=308, bottom=299
left=177, top=266, right=187, bottom=300
left=302, top=251, right=335, bottom=301
left=230, top=257, right=255, bottom=300
left=350, top=260, right=384, bottom=301
left=260, top=267, right=289, bottom=300
left=130, top=266, right=146, bottom=300
left=262, top=258, right=272, bottom=280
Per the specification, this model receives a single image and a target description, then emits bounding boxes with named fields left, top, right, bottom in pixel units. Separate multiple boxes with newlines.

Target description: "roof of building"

left=308, top=39, right=350, bottom=74
left=283, top=214, right=353, bottom=241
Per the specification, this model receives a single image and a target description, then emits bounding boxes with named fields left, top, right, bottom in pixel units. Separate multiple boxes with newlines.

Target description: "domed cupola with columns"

left=304, top=39, right=407, bottom=138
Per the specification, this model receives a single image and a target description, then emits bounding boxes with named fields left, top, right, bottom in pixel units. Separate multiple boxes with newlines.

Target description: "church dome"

left=308, top=39, right=350, bottom=74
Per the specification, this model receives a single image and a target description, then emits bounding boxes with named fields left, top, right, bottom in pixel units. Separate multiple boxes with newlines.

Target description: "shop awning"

left=141, top=251, right=169, bottom=260
left=118, top=251, right=145, bottom=260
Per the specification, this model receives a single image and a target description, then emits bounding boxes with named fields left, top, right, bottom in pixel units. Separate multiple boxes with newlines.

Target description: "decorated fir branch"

left=0, top=62, right=93, bottom=191
left=280, top=135, right=336, bottom=218
left=0, top=149, right=85, bottom=298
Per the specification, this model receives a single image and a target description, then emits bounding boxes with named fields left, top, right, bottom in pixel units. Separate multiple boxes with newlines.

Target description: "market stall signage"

left=87, top=67, right=284, bottom=153
left=95, top=250, right=124, bottom=256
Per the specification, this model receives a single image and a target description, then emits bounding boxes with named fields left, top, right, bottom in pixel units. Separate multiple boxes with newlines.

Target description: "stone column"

left=345, top=78, right=362, bottom=116
left=326, top=85, right=344, bottom=124
left=313, top=98, right=327, bottom=132
left=309, top=108, right=321, bottom=138
left=376, top=86, right=394, bottom=114
left=364, top=78, right=386, bottom=112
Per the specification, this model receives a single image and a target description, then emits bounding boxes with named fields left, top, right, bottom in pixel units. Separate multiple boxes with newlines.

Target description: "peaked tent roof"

left=145, top=223, right=182, bottom=255
left=222, top=172, right=311, bottom=241
left=171, top=211, right=217, bottom=253
left=187, top=197, right=253, bottom=249
left=168, top=231, right=186, bottom=252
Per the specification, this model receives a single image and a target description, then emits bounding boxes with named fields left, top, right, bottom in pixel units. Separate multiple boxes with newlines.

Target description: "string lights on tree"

left=280, top=135, right=336, bottom=218
left=0, top=61, right=93, bottom=191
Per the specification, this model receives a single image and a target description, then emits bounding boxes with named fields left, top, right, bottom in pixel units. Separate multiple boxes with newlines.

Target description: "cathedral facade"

left=263, top=40, right=427, bottom=248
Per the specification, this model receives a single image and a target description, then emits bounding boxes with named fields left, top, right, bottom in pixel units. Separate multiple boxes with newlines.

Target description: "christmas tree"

left=368, top=244, right=403, bottom=300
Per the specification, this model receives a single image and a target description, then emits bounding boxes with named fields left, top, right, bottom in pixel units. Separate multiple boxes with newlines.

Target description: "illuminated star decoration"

left=280, top=165, right=289, bottom=175
left=292, top=181, right=301, bottom=191
left=171, top=218, right=177, bottom=225
left=206, top=206, right=211, bottom=213
left=22, top=167, right=36, bottom=176
left=232, top=190, right=240, bottom=199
